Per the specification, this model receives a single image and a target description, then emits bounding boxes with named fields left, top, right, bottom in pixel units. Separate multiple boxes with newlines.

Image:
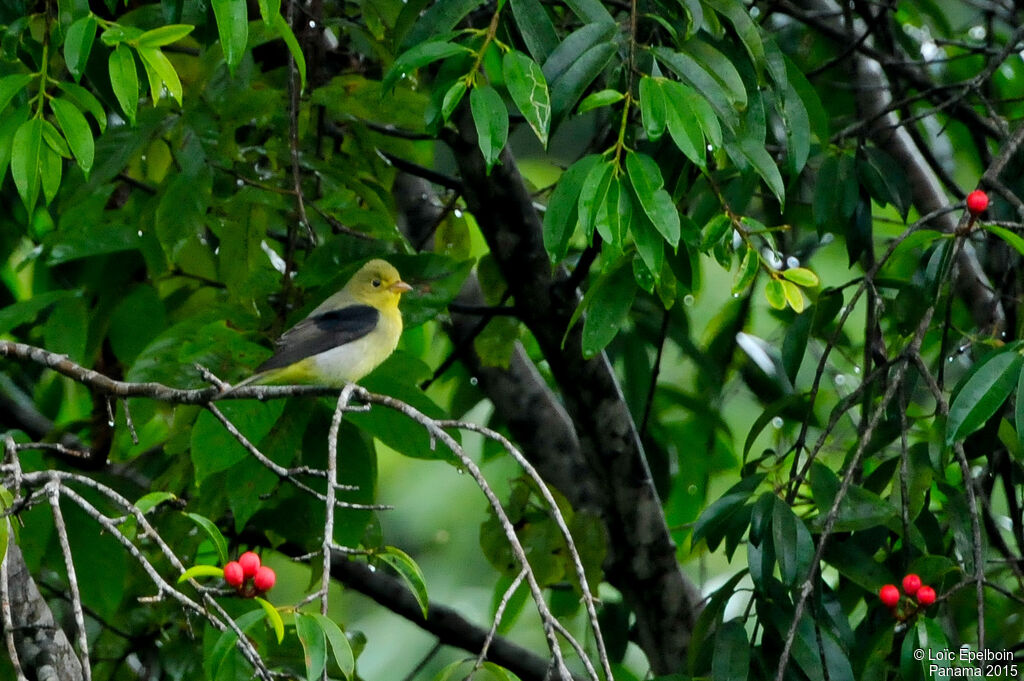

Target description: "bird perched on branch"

left=233, top=259, right=412, bottom=389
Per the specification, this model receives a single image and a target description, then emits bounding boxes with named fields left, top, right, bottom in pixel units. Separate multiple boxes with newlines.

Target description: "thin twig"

left=47, top=478, right=92, bottom=681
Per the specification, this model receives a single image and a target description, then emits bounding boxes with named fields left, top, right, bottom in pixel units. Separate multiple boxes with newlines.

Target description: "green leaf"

left=732, top=246, right=759, bottom=294
left=541, top=22, right=616, bottom=84
left=177, top=564, right=225, bottom=583
left=402, top=0, right=485, bottom=47
left=581, top=260, right=637, bottom=357
left=982, top=223, right=1024, bottom=259
left=764, top=278, right=786, bottom=310
left=771, top=497, right=813, bottom=585
left=654, top=47, right=741, bottom=128
left=625, top=151, right=680, bottom=246
left=700, top=213, right=732, bottom=252
left=577, top=160, right=615, bottom=241
left=134, top=491, right=178, bottom=514
left=183, top=512, right=229, bottom=565
left=50, top=97, right=94, bottom=173
left=383, top=40, right=472, bottom=92
left=441, top=79, right=468, bottom=121
left=691, top=474, right=765, bottom=550
left=57, top=81, right=107, bottom=131
left=254, top=597, right=285, bottom=644
left=639, top=76, right=666, bottom=140
left=258, top=0, right=283, bottom=25
left=1016, top=366, right=1024, bottom=456
left=295, top=612, right=328, bottom=681
left=309, top=613, right=355, bottom=678
left=191, top=400, right=285, bottom=484
left=632, top=208, right=665, bottom=278
left=577, top=87, right=623, bottom=114
left=661, top=80, right=709, bottom=166
left=11, top=117, right=43, bottom=212
left=562, top=0, right=615, bottom=25
left=211, top=0, right=249, bottom=71
left=946, top=343, right=1024, bottom=445
left=138, top=46, right=184, bottom=106
left=732, top=138, right=784, bottom=207
left=273, top=13, right=306, bottom=92
left=377, top=546, right=430, bottom=618
left=703, top=0, right=765, bottom=80
left=470, top=84, right=509, bottom=173
left=858, top=146, right=910, bottom=219
left=108, top=43, right=139, bottom=124
left=138, top=24, right=194, bottom=47
left=781, top=267, right=818, bottom=287
left=713, top=620, right=750, bottom=681
left=781, top=279, right=804, bottom=312
left=548, top=41, right=616, bottom=124
left=808, top=462, right=897, bottom=532
left=542, top=154, right=600, bottom=261
left=509, top=0, right=558, bottom=62
left=594, top=172, right=630, bottom=245
left=63, top=16, right=97, bottom=81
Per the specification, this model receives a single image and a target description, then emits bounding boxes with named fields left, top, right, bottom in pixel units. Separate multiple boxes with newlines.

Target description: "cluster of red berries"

left=223, top=551, right=276, bottom=597
left=879, top=573, right=936, bottom=613
left=966, top=189, right=989, bottom=217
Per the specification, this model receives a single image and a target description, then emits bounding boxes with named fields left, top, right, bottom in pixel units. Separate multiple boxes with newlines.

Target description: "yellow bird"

left=235, top=259, right=412, bottom=388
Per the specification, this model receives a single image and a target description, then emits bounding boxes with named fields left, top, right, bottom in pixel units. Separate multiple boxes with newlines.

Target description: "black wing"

left=257, top=305, right=380, bottom=371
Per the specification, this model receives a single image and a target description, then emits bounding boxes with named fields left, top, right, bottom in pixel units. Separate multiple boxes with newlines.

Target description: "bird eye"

left=372, top=278, right=382, bottom=288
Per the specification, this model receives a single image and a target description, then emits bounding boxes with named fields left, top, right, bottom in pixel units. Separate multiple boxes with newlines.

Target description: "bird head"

left=346, top=259, right=412, bottom=308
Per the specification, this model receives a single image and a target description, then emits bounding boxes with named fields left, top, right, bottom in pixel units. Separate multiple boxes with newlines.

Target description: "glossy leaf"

left=177, top=564, right=225, bottom=582
left=543, top=154, right=600, bottom=261
left=549, top=41, right=616, bottom=124
left=765, top=278, right=786, bottom=310
left=713, top=620, right=750, bottom=681
left=661, top=80, right=709, bottom=166
left=733, top=138, right=785, bottom=207
left=625, top=151, right=680, bottom=246
left=11, top=116, right=43, bottom=211
left=577, top=88, right=624, bottom=114
left=946, top=343, right=1024, bottom=445
left=254, top=597, right=284, bottom=643
left=63, top=15, right=97, bottom=81
left=108, top=43, right=139, bottom=124
left=295, top=612, right=328, bottom=681
left=510, top=0, right=558, bottom=62
left=383, top=40, right=472, bottom=93
left=639, top=76, right=666, bottom=140
left=138, top=46, right=184, bottom=106
left=581, top=260, right=636, bottom=357
left=704, top=0, right=765, bottom=81
left=258, top=0, right=283, bottom=24
left=679, top=39, right=747, bottom=108
left=732, top=246, right=759, bottom=294
left=772, top=497, right=813, bottom=585
left=402, top=0, right=485, bottom=47
left=441, top=79, right=468, bottom=121
left=542, top=22, right=616, bottom=83
left=781, top=267, right=819, bottom=287
left=138, top=24, right=194, bottom=48
left=502, top=50, right=550, bottom=147
left=57, top=81, right=107, bottom=131
left=273, top=13, right=307, bottom=92
left=182, top=512, right=229, bottom=565
left=378, top=546, right=430, bottom=618
left=577, top=160, right=615, bottom=241
left=211, top=0, right=248, bottom=71
left=50, top=97, right=94, bottom=173
left=309, top=613, right=355, bottom=678
left=470, top=85, right=508, bottom=173
left=781, top=279, right=804, bottom=312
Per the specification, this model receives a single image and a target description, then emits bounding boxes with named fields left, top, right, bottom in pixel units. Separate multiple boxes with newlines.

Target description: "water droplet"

left=835, top=374, right=846, bottom=386
left=771, top=416, right=784, bottom=429
left=236, top=178, right=244, bottom=186
left=308, top=19, right=317, bottom=29
left=683, top=294, right=695, bottom=306
left=786, top=256, right=800, bottom=269
left=469, top=376, right=478, bottom=386
left=137, top=230, right=143, bottom=237
left=687, top=484, right=698, bottom=495
left=732, top=292, right=740, bottom=298
left=853, top=366, right=861, bottom=374
left=454, top=209, right=463, bottom=218
left=107, top=417, right=116, bottom=427
left=948, top=356, right=954, bottom=363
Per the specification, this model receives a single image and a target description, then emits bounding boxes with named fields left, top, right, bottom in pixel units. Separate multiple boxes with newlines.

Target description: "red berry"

left=916, top=585, right=937, bottom=606
left=901, top=573, right=922, bottom=596
left=238, top=551, right=261, bottom=578
left=253, top=566, right=276, bottom=592
left=223, top=561, right=244, bottom=588
left=879, top=584, right=900, bottom=607
left=966, top=190, right=989, bottom=216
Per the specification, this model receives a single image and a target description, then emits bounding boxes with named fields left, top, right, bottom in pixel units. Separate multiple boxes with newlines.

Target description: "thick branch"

left=444, top=114, right=701, bottom=673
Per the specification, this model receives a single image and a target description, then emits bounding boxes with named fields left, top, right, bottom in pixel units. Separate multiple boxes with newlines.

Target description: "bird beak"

left=391, top=280, right=413, bottom=293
